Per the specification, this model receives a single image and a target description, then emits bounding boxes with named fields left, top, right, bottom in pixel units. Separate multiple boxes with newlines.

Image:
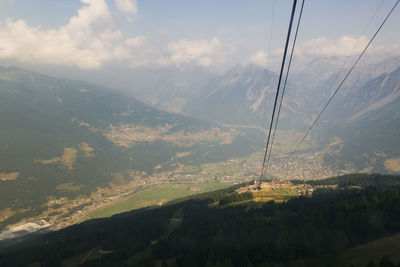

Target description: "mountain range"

left=1, top=55, right=400, bottom=230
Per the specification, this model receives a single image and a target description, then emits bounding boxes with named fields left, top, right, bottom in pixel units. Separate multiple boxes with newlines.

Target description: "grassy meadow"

left=86, top=182, right=234, bottom=219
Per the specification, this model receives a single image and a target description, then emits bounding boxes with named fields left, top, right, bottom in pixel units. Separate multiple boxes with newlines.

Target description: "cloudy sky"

left=0, top=0, right=400, bottom=75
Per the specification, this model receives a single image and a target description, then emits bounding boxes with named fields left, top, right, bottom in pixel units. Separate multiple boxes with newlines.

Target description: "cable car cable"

left=265, top=0, right=306, bottom=173
left=259, top=0, right=298, bottom=182
left=287, top=0, right=400, bottom=160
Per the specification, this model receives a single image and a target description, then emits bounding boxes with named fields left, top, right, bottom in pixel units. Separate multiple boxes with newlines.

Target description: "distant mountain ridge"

left=184, top=64, right=312, bottom=129
left=125, top=66, right=213, bottom=113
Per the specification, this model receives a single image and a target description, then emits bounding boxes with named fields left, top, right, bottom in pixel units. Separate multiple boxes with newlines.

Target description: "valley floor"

left=0, top=143, right=350, bottom=241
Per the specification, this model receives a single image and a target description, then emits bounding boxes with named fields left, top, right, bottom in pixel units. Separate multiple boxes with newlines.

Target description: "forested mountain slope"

left=0, top=66, right=260, bottom=228
left=1, top=174, right=399, bottom=266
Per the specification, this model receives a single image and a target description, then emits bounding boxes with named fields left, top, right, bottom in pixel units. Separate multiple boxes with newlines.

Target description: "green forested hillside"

left=0, top=67, right=261, bottom=228
left=293, top=173, right=400, bottom=188
left=1, top=174, right=400, bottom=266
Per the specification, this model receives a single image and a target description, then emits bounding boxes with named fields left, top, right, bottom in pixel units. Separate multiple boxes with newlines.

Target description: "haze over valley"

left=1, top=0, right=400, bottom=266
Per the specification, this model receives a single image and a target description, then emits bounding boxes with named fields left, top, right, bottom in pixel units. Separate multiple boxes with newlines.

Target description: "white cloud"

left=249, top=50, right=268, bottom=66
left=0, top=0, right=146, bottom=69
left=295, top=35, right=369, bottom=58
left=115, top=0, right=137, bottom=14
left=269, top=35, right=397, bottom=75
left=159, top=37, right=234, bottom=67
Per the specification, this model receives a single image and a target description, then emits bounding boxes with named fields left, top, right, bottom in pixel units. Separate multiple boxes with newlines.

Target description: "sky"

left=1, top=0, right=400, bottom=76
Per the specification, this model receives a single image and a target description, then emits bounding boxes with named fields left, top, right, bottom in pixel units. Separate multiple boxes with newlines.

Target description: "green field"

left=338, top=232, right=400, bottom=266
left=86, top=182, right=234, bottom=219
left=252, top=185, right=300, bottom=203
